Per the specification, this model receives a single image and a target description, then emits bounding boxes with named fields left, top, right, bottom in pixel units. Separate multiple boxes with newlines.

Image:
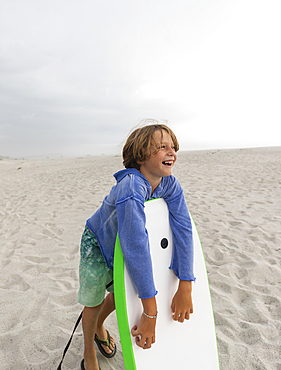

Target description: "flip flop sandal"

left=94, top=330, right=117, bottom=358
left=81, top=359, right=100, bottom=370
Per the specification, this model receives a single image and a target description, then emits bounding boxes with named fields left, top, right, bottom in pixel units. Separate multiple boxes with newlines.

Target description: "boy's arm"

left=171, top=280, right=193, bottom=322
left=131, top=296, right=157, bottom=349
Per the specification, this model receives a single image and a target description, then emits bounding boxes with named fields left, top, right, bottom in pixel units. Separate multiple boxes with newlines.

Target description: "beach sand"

left=0, top=147, right=280, bottom=369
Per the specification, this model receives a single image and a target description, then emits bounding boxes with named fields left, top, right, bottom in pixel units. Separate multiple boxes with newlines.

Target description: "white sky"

left=0, top=0, right=280, bottom=157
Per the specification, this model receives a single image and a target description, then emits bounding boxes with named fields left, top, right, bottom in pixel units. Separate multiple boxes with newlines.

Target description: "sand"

left=0, top=147, right=280, bottom=370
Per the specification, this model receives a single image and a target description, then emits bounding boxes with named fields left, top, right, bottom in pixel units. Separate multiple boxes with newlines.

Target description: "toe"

left=109, top=336, right=115, bottom=351
left=101, top=335, right=115, bottom=354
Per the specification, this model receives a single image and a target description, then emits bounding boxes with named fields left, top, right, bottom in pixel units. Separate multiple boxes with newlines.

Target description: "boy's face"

left=139, top=130, right=177, bottom=189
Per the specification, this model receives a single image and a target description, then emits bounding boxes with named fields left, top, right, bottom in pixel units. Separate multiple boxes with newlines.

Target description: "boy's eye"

left=158, top=143, right=176, bottom=151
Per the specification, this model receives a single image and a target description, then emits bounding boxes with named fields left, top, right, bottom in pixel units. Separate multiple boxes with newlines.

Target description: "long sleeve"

left=159, top=177, right=195, bottom=281
left=167, top=191, right=195, bottom=281
left=116, top=196, right=157, bottom=299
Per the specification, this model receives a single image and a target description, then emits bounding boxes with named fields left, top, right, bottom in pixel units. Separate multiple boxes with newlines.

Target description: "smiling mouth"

left=162, top=161, right=173, bottom=166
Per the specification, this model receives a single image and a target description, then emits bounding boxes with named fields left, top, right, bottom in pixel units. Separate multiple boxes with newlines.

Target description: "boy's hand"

left=131, top=313, right=156, bottom=349
left=131, top=296, right=157, bottom=349
left=171, top=280, right=193, bottom=322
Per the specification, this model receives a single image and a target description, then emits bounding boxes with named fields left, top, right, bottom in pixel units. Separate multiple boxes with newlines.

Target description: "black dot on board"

left=160, top=238, right=168, bottom=249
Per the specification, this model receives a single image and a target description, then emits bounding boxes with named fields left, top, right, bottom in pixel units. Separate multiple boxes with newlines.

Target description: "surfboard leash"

left=57, top=310, right=83, bottom=370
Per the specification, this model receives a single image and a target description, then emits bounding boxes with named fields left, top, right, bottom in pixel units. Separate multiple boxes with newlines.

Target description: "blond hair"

left=122, top=122, right=179, bottom=170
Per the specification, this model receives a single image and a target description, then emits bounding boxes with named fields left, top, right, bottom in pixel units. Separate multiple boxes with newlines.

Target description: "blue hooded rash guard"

left=86, top=168, right=195, bottom=299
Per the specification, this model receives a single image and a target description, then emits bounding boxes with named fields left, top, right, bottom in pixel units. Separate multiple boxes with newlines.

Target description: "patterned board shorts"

left=78, top=227, right=114, bottom=307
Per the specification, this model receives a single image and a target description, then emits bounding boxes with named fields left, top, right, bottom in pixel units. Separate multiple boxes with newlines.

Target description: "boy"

left=78, top=123, right=195, bottom=370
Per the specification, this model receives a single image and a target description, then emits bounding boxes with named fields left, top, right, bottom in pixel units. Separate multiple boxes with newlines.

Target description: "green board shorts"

left=78, top=226, right=114, bottom=307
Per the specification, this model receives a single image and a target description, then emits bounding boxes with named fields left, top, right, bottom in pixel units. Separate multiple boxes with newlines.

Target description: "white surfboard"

left=114, top=198, right=220, bottom=369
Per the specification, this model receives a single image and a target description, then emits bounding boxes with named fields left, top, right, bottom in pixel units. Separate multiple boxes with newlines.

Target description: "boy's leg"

left=95, top=293, right=116, bottom=354
left=82, top=304, right=103, bottom=370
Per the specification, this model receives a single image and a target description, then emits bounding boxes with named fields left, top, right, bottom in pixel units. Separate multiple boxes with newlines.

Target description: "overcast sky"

left=1, top=0, right=280, bottom=157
